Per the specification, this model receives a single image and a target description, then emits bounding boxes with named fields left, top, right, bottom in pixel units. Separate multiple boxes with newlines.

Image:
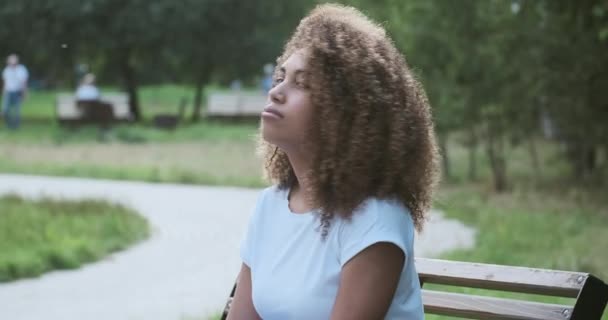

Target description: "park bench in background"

left=55, top=93, right=133, bottom=125
left=152, top=97, right=188, bottom=130
left=206, top=92, right=267, bottom=118
left=221, top=258, right=608, bottom=320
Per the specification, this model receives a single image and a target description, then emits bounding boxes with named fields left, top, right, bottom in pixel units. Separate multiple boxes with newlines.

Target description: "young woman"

left=228, top=4, right=439, bottom=319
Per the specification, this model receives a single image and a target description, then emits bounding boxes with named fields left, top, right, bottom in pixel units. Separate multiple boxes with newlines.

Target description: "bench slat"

left=417, top=258, right=586, bottom=298
left=422, top=290, right=573, bottom=320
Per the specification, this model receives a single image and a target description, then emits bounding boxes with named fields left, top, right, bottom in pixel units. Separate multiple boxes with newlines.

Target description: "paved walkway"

left=0, top=174, right=475, bottom=320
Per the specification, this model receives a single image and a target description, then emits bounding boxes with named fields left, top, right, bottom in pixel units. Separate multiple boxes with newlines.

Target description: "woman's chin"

left=261, top=128, right=279, bottom=145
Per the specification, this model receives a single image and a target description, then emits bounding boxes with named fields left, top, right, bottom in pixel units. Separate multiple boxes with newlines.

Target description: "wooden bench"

left=55, top=93, right=133, bottom=125
left=221, top=258, right=608, bottom=319
left=152, top=97, right=188, bottom=130
left=206, top=92, right=267, bottom=118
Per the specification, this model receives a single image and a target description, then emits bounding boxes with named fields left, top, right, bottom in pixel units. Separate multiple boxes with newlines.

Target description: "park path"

left=0, top=174, right=475, bottom=320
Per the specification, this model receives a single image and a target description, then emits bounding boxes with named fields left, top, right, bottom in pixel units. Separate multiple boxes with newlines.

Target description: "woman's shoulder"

left=339, top=197, right=415, bottom=235
left=251, top=185, right=288, bottom=217
left=336, top=197, right=416, bottom=266
left=358, top=197, right=412, bottom=220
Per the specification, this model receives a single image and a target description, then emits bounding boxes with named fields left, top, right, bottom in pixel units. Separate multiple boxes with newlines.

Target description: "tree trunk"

left=566, top=136, right=597, bottom=182
left=438, top=132, right=451, bottom=182
left=528, top=136, right=541, bottom=182
left=119, top=50, right=141, bottom=121
left=486, top=124, right=508, bottom=192
left=565, top=138, right=583, bottom=180
left=581, top=144, right=597, bottom=180
left=191, top=66, right=212, bottom=122
left=468, top=127, right=478, bottom=181
left=191, top=77, right=205, bottom=122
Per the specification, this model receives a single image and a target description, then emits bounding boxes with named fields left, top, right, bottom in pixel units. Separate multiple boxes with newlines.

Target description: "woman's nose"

left=269, top=85, right=286, bottom=105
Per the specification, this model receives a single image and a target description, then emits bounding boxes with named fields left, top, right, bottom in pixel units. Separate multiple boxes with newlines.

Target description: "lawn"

left=2, top=85, right=264, bottom=186
left=0, top=194, right=149, bottom=282
left=0, top=121, right=264, bottom=187
left=436, top=185, right=608, bottom=279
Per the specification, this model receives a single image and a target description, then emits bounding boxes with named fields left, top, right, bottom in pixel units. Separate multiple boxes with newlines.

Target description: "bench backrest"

left=206, top=92, right=266, bottom=117
left=221, top=258, right=608, bottom=320
left=417, top=258, right=608, bottom=320
left=56, top=93, right=132, bottom=121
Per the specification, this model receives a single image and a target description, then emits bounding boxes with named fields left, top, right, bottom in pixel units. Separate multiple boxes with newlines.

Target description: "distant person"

left=1, top=54, right=29, bottom=129
left=75, top=73, right=100, bottom=101
left=75, top=73, right=112, bottom=140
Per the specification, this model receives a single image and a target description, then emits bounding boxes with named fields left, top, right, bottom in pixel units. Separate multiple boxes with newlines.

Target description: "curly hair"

left=259, top=4, right=440, bottom=235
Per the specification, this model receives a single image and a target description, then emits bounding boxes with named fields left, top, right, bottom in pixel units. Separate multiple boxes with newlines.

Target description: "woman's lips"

left=262, top=106, right=284, bottom=119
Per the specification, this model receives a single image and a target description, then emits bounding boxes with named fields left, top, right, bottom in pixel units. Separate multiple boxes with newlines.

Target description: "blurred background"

left=0, top=0, right=606, bottom=319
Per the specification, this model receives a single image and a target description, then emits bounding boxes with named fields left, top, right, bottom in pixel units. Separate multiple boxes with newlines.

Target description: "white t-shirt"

left=2, top=65, right=28, bottom=92
left=75, top=84, right=100, bottom=101
left=241, top=186, right=424, bottom=320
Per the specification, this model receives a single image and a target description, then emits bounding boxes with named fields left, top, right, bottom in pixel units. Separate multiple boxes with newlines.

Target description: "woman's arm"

left=226, top=263, right=262, bottom=320
left=330, top=242, right=405, bottom=320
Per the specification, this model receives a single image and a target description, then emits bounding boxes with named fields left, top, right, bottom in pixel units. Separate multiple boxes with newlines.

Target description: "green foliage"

left=351, top=0, right=608, bottom=189
left=1, top=0, right=318, bottom=119
left=4, top=0, right=607, bottom=168
left=0, top=120, right=258, bottom=146
left=0, top=195, right=149, bottom=282
left=1, top=2, right=316, bottom=89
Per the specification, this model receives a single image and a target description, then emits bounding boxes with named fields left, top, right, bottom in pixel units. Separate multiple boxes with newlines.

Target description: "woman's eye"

left=272, top=78, right=284, bottom=87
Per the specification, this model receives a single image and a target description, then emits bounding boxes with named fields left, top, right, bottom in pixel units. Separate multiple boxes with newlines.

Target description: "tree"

left=176, top=0, right=315, bottom=121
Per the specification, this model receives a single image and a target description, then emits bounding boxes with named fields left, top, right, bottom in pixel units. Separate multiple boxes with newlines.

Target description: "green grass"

left=198, top=313, right=221, bottom=320
left=0, top=194, right=149, bottom=282
left=0, top=118, right=264, bottom=188
left=0, top=121, right=265, bottom=188
left=19, top=90, right=57, bottom=119
left=436, top=186, right=608, bottom=278
left=0, top=157, right=265, bottom=188
left=0, top=121, right=259, bottom=144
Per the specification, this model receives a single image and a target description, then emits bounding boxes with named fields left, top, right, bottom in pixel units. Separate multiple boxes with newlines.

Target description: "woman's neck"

left=287, top=150, right=315, bottom=213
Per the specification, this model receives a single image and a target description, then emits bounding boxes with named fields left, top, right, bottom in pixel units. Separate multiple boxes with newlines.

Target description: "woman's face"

left=261, top=50, right=314, bottom=153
